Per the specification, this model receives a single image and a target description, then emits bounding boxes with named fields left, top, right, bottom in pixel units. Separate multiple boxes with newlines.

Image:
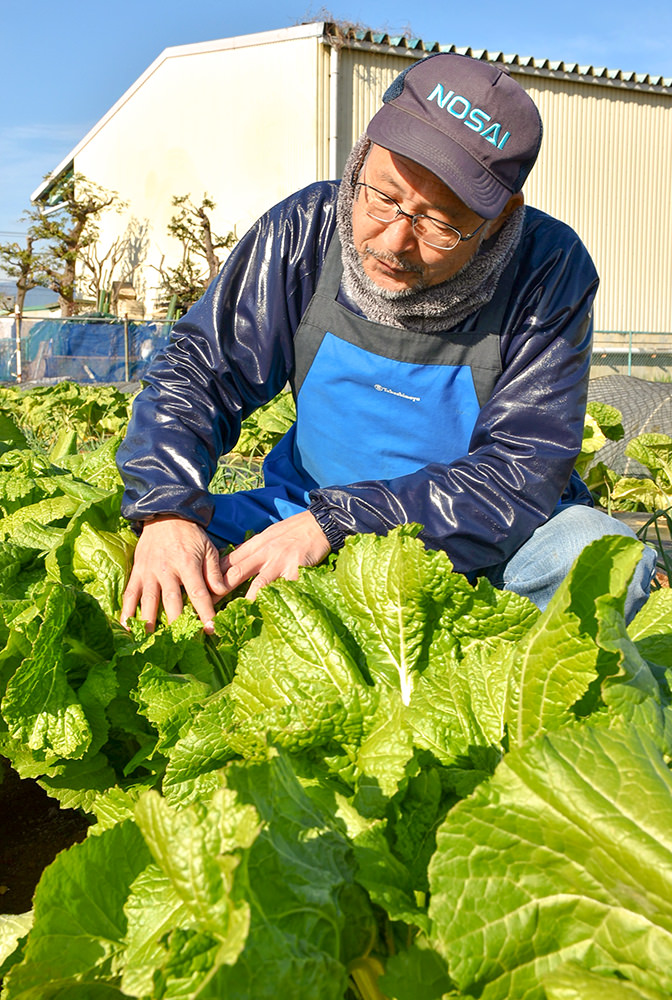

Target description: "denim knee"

left=492, top=505, right=657, bottom=623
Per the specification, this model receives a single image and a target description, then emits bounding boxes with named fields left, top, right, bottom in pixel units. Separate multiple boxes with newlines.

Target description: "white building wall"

left=72, top=27, right=325, bottom=313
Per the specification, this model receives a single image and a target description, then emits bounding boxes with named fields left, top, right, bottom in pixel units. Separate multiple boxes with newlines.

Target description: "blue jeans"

left=485, top=505, right=658, bottom=624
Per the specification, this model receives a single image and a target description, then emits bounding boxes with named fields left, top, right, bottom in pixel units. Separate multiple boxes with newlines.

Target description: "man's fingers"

left=139, top=586, right=163, bottom=633
left=120, top=579, right=143, bottom=629
left=244, top=563, right=300, bottom=601
left=120, top=518, right=226, bottom=633
left=203, top=541, right=228, bottom=596
left=180, top=571, right=218, bottom=633
left=221, top=511, right=331, bottom=600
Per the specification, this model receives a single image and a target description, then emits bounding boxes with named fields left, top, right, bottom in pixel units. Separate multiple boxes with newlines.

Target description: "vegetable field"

left=1, top=382, right=672, bottom=1000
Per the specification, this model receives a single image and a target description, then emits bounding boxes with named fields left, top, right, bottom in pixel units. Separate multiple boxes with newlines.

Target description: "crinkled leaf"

left=2, top=819, right=152, bottom=999
left=333, top=527, right=451, bottom=704
left=162, top=690, right=238, bottom=807
left=226, top=685, right=380, bottom=758
left=611, top=476, right=672, bottom=509
left=121, top=864, right=193, bottom=998
left=586, top=400, right=624, bottom=440
left=353, top=687, right=416, bottom=804
left=231, top=580, right=365, bottom=716
left=212, top=598, right=262, bottom=686
left=429, top=723, right=672, bottom=1000
left=0, top=542, right=45, bottom=601
left=328, top=792, right=429, bottom=931
left=543, top=963, right=672, bottom=1000
left=507, top=534, right=644, bottom=747
left=144, top=754, right=354, bottom=999
left=625, top=433, right=672, bottom=490
left=133, top=663, right=211, bottom=753
left=0, top=495, right=81, bottom=545
left=628, top=588, right=672, bottom=668
left=407, top=635, right=512, bottom=764
left=2, top=585, right=92, bottom=757
left=36, top=753, right=118, bottom=814
left=389, top=765, right=454, bottom=892
left=71, top=520, right=137, bottom=617
left=135, top=786, right=258, bottom=944
left=437, top=575, right=539, bottom=651
left=222, top=754, right=356, bottom=980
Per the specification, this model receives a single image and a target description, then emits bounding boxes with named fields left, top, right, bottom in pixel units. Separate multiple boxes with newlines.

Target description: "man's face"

left=351, top=144, right=494, bottom=294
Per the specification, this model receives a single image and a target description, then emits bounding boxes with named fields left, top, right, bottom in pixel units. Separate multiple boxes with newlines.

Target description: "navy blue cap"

left=366, top=52, right=543, bottom=218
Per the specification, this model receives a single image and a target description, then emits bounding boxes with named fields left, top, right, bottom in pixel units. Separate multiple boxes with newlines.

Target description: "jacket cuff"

left=309, top=496, right=347, bottom=552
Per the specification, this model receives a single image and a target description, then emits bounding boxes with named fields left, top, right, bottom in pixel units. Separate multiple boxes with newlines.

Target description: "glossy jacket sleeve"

left=117, top=182, right=339, bottom=527
left=308, top=211, right=599, bottom=574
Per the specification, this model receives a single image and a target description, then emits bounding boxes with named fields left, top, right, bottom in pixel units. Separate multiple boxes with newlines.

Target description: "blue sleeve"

left=309, top=211, right=599, bottom=574
left=117, top=182, right=339, bottom=526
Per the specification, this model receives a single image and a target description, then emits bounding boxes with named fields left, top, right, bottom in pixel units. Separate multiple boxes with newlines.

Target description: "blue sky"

left=1, top=0, right=671, bottom=244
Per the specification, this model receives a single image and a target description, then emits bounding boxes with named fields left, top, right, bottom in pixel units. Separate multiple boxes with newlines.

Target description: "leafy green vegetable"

left=3, top=382, right=672, bottom=1000
left=428, top=722, right=672, bottom=1000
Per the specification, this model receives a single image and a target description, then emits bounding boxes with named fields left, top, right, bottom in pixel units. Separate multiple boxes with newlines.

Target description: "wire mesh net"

left=587, top=375, right=672, bottom=475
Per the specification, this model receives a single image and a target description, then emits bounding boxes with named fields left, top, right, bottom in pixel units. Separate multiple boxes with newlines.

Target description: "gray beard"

left=337, top=134, right=525, bottom=333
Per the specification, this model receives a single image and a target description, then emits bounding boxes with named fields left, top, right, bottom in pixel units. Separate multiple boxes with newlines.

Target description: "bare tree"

left=26, top=172, right=124, bottom=316
left=0, top=232, right=43, bottom=317
left=80, top=234, right=131, bottom=312
left=157, top=194, right=237, bottom=317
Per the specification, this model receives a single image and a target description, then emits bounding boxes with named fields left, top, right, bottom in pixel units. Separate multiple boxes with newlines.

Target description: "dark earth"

left=0, top=757, right=90, bottom=915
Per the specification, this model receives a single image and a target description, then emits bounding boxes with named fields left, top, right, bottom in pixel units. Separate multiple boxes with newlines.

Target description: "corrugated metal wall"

left=329, top=43, right=672, bottom=334
left=336, top=48, right=410, bottom=165
left=513, top=71, right=672, bottom=334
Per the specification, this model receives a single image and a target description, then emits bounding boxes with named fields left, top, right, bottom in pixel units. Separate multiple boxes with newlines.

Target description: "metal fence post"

left=14, top=304, right=22, bottom=384
left=123, top=314, right=130, bottom=381
left=628, top=330, right=633, bottom=376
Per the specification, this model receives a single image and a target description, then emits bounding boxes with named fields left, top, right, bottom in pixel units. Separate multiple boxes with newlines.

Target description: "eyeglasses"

left=353, top=181, right=487, bottom=251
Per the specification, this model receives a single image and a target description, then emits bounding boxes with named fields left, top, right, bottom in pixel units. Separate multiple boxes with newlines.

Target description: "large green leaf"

left=333, top=527, right=452, bottom=703
left=543, top=963, right=672, bottom=999
left=407, top=635, right=512, bottom=765
left=2, top=820, right=152, bottom=999
left=230, top=580, right=366, bottom=716
left=428, top=723, right=672, bottom=999
left=134, top=754, right=356, bottom=999
left=626, top=433, right=672, bottom=491
left=628, top=588, right=672, bottom=669
left=507, top=534, right=644, bottom=747
left=134, top=785, right=257, bottom=947
left=2, top=586, right=92, bottom=757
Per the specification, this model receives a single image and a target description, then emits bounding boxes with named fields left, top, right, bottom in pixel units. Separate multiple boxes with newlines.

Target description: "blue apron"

left=207, top=233, right=511, bottom=547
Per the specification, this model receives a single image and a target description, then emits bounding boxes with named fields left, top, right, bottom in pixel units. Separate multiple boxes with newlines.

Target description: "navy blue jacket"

left=117, top=181, right=598, bottom=575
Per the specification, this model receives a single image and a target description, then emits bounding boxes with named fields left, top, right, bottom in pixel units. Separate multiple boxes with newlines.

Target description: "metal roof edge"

left=334, top=31, right=672, bottom=90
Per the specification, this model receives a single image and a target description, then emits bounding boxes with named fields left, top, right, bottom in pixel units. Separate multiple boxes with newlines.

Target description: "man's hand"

left=219, top=510, right=331, bottom=601
left=121, top=516, right=228, bottom=633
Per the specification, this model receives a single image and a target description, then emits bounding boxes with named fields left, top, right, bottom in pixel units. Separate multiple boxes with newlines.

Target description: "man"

left=117, top=53, right=656, bottom=632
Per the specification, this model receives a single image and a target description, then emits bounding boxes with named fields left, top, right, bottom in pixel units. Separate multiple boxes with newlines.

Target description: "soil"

left=0, top=757, right=90, bottom=915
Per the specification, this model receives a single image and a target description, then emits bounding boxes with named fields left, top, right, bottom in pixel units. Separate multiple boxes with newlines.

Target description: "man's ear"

left=484, top=192, right=525, bottom=238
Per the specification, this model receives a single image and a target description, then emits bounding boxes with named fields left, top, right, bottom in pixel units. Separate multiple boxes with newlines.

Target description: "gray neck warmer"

left=336, top=135, right=525, bottom=332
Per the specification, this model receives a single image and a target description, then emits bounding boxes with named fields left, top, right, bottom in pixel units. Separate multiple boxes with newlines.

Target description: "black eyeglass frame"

left=353, top=181, right=487, bottom=251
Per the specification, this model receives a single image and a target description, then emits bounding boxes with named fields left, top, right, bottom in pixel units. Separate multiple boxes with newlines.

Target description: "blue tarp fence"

left=1, top=317, right=671, bottom=384
left=0, top=317, right=176, bottom=383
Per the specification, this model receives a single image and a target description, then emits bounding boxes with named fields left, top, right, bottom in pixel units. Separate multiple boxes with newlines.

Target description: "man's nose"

left=380, top=213, right=417, bottom=255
